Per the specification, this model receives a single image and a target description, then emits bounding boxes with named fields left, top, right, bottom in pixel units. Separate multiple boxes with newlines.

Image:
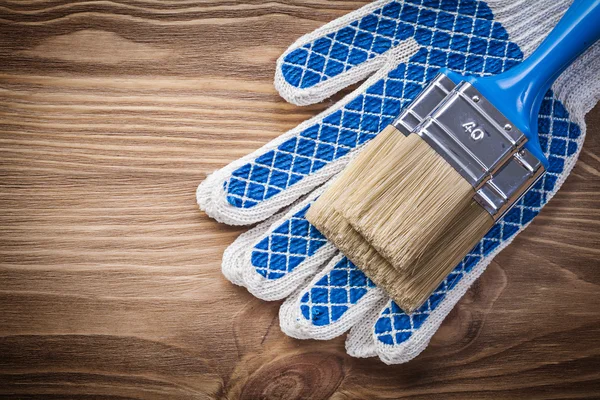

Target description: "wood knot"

left=239, top=352, right=343, bottom=400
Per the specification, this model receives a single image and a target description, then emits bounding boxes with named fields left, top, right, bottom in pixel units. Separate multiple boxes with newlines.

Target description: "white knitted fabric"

left=198, top=0, right=600, bottom=364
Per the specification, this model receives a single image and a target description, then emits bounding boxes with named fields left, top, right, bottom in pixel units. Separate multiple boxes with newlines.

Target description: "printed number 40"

left=463, top=122, right=485, bottom=141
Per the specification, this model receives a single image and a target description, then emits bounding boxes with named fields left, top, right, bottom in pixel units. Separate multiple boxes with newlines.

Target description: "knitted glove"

left=198, top=0, right=600, bottom=364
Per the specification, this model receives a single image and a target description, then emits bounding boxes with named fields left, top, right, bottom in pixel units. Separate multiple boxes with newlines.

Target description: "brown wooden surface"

left=0, top=1, right=599, bottom=399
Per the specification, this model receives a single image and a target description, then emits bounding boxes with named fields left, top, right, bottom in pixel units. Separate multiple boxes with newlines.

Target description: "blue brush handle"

left=448, top=0, right=600, bottom=167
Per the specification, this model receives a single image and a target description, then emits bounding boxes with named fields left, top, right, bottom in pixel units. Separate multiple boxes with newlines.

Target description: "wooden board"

left=0, top=1, right=599, bottom=398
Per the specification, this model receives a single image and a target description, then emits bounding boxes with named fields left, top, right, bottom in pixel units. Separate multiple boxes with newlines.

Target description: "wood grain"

left=0, top=1, right=599, bottom=399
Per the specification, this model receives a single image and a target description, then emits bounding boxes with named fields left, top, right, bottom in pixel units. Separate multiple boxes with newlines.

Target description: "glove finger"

left=222, top=185, right=337, bottom=300
left=279, top=253, right=386, bottom=341
left=275, top=0, right=421, bottom=106
left=221, top=204, right=296, bottom=287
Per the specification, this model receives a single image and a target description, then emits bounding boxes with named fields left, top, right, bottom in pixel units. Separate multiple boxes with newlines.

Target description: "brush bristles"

left=306, top=124, right=406, bottom=265
left=307, top=206, right=373, bottom=264
left=332, top=124, right=405, bottom=187
left=308, top=190, right=494, bottom=313
left=307, top=193, right=422, bottom=313
left=335, top=132, right=475, bottom=272
left=389, top=201, right=494, bottom=311
left=307, top=126, right=496, bottom=313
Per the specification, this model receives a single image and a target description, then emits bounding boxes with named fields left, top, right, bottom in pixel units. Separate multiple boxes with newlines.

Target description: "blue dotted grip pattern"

left=301, top=257, right=377, bottom=326
left=240, top=0, right=582, bottom=346
left=251, top=204, right=328, bottom=279
left=225, top=0, right=523, bottom=209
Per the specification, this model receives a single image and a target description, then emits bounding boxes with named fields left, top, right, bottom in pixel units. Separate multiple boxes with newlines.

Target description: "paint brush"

left=307, top=0, right=600, bottom=313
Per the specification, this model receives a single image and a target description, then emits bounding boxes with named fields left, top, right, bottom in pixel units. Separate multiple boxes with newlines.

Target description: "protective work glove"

left=198, top=0, right=600, bottom=364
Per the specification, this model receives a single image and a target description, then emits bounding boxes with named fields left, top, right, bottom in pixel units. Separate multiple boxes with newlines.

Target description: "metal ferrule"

left=473, top=149, right=544, bottom=218
left=393, top=73, right=456, bottom=135
left=392, top=73, right=546, bottom=220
